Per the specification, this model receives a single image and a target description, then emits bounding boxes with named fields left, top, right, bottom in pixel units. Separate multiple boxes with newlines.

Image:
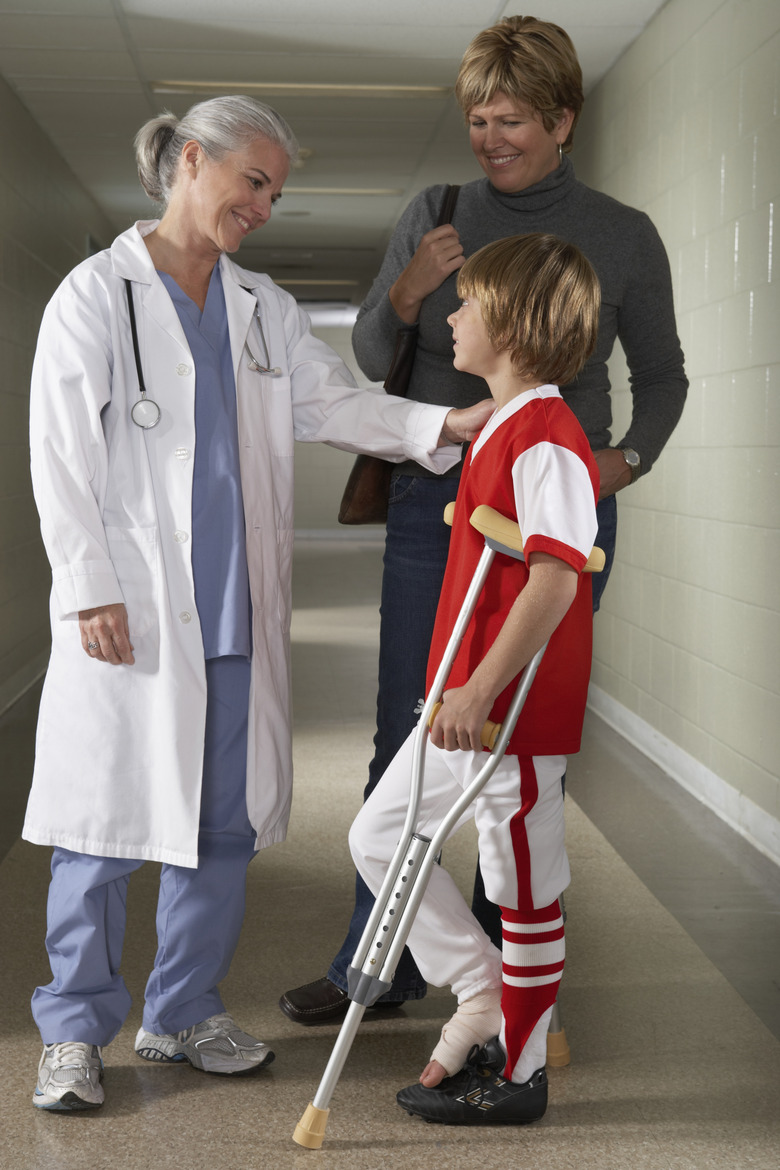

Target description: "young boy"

left=348, top=232, right=601, bottom=1125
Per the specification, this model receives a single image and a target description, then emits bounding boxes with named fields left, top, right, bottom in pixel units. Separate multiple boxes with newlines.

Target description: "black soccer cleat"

left=396, top=1036, right=547, bottom=1126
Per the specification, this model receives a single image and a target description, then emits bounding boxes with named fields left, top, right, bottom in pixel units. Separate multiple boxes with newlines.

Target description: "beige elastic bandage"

left=429, top=987, right=502, bottom=1076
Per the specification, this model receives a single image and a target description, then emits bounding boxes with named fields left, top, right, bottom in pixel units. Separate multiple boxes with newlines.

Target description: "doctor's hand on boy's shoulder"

left=79, top=603, right=135, bottom=666
left=440, top=398, right=495, bottom=446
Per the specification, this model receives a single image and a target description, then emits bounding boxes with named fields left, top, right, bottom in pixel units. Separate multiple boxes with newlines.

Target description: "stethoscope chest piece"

left=131, top=395, right=161, bottom=429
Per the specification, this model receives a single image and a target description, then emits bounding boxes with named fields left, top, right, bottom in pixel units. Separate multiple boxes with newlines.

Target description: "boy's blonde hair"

left=455, top=15, right=583, bottom=150
left=456, top=233, right=600, bottom=387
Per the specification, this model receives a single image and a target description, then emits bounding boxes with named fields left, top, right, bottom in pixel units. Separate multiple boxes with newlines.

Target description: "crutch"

left=293, top=504, right=604, bottom=1149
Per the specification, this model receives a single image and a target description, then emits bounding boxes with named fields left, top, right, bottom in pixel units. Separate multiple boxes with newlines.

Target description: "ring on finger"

left=87, top=641, right=99, bottom=651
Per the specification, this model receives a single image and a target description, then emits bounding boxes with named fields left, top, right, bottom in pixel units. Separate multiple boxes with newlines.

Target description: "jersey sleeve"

left=511, top=439, right=598, bottom=572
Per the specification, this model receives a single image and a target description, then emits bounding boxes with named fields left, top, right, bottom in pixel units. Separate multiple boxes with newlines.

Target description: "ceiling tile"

left=0, top=49, right=138, bottom=80
left=0, top=0, right=669, bottom=299
left=122, top=0, right=499, bottom=23
left=0, top=13, right=126, bottom=50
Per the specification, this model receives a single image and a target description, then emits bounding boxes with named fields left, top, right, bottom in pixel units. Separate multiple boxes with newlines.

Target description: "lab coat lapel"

left=141, top=279, right=192, bottom=354
left=110, top=220, right=191, bottom=354
left=220, top=255, right=258, bottom=383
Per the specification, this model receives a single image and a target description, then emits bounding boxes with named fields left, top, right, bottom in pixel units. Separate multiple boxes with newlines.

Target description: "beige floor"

left=2, top=539, right=779, bottom=1170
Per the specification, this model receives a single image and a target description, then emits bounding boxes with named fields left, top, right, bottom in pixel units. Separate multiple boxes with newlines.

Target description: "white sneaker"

left=33, top=1042, right=105, bottom=1111
left=134, top=1011, right=274, bottom=1076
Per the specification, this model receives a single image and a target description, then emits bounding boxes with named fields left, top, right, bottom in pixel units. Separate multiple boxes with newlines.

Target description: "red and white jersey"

left=426, top=386, right=600, bottom=756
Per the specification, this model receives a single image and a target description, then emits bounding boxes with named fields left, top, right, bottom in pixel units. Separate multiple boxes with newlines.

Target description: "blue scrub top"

left=158, top=267, right=252, bottom=660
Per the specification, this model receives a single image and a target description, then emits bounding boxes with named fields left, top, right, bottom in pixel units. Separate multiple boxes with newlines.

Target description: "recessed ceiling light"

left=151, top=81, right=451, bottom=100
left=282, top=187, right=403, bottom=196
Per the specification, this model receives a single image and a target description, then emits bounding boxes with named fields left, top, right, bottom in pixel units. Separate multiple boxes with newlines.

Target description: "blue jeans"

left=328, top=474, right=458, bottom=999
left=327, top=481, right=618, bottom=995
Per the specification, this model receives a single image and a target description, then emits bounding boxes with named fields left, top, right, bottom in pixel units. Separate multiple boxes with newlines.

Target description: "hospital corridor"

left=0, top=0, right=778, bottom=1166
left=1, top=537, right=779, bottom=1168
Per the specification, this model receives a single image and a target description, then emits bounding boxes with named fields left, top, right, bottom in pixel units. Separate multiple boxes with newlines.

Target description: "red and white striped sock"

left=499, top=900, right=565, bottom=1082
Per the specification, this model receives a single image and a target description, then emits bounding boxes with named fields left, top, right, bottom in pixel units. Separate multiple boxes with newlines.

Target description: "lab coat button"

left=179, top=611, right=192, bottom=623
left=174, top=530, right=189, bottom=543
left=175, top=447, right=191, bottom=461
left=176, top=363, right=192, bottom=376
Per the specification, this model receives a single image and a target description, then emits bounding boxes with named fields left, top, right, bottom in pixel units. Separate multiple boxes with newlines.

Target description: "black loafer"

left=396, top=1038, right=547, bottom=1126
left=279, top=978, right=350, bottom=1025
left=279, top=976, right=408, bottom=1025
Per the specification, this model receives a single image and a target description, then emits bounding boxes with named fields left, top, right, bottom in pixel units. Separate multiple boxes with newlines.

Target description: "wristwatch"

left=618, top=446, right=641, bottom=484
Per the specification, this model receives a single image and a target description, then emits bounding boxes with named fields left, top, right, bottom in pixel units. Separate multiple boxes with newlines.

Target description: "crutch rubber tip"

left=293, top=1102, right=330, bottom=1148
left=546, top=1027, right=571, bottom=1067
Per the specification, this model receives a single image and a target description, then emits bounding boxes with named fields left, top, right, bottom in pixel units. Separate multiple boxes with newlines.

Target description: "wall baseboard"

left=587, top=685, right=780, bottom=868
left=294, top=528, right=386, bottom=543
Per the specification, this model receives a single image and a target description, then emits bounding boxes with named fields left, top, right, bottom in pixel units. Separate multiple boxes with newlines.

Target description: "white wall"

left=572, top=0, right=779, bottom=861
left=0, top=75, right=116, bottom=713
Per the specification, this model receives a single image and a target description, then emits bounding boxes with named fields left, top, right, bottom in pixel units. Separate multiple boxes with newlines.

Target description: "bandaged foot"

left=420, top=987, right=502, bottom=1088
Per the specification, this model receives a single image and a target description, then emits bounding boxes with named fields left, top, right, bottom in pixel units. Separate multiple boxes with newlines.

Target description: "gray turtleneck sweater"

left=352, top=157, right=687, bottom=478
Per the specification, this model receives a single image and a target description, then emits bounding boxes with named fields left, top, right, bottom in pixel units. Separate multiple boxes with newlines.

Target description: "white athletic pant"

left=349, top=728, right=569, bottom=1080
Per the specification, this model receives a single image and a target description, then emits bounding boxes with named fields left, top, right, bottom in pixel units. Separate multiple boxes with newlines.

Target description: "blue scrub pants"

left=31, top=656, right=256, bottom=1047
left=327, top=476, right=618, bottom=997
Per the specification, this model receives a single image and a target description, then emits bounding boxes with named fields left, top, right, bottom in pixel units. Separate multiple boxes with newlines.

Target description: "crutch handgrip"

left=428, top=701, right=500, bottom=751
left=444, top=502, right=606, bottom=573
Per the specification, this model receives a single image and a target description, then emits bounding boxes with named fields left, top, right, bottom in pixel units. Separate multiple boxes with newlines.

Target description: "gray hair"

left=134, top=95, right=299, bottom=207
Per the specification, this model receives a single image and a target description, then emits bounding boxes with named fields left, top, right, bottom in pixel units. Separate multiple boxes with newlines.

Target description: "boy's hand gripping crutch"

left=293, top=504, right=604, bottom=1149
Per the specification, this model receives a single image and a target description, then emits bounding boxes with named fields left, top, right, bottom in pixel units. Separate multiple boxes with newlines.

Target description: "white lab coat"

left=24, top=221, right=459, bottom=867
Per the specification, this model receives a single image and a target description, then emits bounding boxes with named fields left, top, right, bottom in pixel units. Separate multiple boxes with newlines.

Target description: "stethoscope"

left=243, top=309, right=283, bottom=378
left=125, top=279, right=282, bottom=430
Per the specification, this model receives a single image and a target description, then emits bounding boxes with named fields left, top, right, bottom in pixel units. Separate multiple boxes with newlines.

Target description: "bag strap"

left=435, top=184, right=460, bottom=227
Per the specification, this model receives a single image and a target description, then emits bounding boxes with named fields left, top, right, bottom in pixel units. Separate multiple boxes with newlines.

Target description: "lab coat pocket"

left=104, top=525, right=159, bottom=640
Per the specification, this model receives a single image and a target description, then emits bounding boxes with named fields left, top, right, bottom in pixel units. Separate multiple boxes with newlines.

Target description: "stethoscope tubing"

left=125, top=279, right=282, bottom=430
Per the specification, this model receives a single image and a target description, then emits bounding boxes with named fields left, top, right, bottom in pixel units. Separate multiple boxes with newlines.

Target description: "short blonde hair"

left=456, top=233, right=600, bottom=387
left=455, top=15, right=583, bottom=149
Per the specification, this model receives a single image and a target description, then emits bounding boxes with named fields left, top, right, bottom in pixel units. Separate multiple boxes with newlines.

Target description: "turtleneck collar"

left=485, top=153, right=576, bottom=213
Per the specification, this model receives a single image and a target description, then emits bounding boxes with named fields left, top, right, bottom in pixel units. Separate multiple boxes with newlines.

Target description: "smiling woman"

left=134, top=95, right=298, bottom=209
left=23, top=92, right=492, bottom=1113
left=134, top=97, right=297, bottom=308
left=466, top=97, right=573, bottom=194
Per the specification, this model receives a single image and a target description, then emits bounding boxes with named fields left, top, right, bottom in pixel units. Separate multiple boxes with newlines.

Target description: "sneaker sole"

left=135, top=1042, right=275, bottom=1077
left=402, top=1107, right=544, bottom=1125
left=33, top=1091, right=103, bottom=1111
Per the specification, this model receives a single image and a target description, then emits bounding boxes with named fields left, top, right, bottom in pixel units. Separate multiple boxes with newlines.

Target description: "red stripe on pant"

left=508, top=757, right=539, bottom=913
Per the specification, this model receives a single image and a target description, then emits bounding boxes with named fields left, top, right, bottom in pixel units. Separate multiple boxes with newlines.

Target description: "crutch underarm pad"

left=443, top=503, right=605, bottom=573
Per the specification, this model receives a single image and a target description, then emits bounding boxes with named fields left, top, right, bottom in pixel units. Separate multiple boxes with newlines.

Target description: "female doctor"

left=25, top=95, right=489, bottom=1112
